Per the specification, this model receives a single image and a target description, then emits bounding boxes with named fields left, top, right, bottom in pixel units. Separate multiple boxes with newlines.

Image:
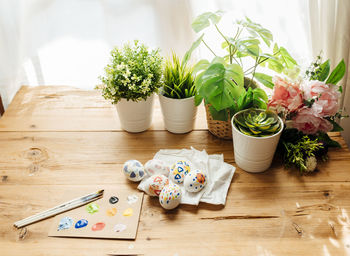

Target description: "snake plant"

left=234, top=109, right=281, bottom=137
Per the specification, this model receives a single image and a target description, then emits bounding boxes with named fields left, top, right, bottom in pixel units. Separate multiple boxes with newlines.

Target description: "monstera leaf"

left=191, top=11, right=223, bottom=33
left=194, top=58, right=244, bottom=112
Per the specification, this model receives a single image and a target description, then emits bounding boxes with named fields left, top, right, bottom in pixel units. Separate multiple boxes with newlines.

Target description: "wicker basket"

left=205, top=104, right=232, bottom=140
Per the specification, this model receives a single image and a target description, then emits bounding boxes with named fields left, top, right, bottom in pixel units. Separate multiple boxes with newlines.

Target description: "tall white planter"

left=159, top=94, right=197, bottom=134
left=115, top=94, right=154, bottom=133
left=231, top=110, right=283, bottom=173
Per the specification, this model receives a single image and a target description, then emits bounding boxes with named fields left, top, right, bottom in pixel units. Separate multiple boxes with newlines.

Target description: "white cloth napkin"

left=137, top=147, right=235, bottom=205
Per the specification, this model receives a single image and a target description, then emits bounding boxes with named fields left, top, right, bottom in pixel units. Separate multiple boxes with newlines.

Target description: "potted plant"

left=188, top=11, right=298, bottom=139
left=231, top=108, right=283, bottom=172
left=269, top=56, right=348, bottom=173
left=97, top=40, right=163, bottom=132
left=159, top=53, right=197, bottom=133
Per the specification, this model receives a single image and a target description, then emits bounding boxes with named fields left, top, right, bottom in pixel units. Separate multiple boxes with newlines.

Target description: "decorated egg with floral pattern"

left=122, top=160, right=145, bottom=182
left=144, top=159, right=170, bottom=176
left=159, top=184, right=182, bottom=210
left=169, top=160, right=191, bottom=184
left=184, top=169, right=207, bottom=192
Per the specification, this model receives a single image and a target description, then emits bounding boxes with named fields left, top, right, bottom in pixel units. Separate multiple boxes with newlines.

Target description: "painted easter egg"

left=184, top=169, right=207, bottom=192
left=144, top=159, right=170, bottom=176
left=169, top=160, right=191, bottom=184
left=147, top=174, right=169, bottom=197
left=159, top=184, right=182, bottom=210
left=122, top=160, right=145, bottom=182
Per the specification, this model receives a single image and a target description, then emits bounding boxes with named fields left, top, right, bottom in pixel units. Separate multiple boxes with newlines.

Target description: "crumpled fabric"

left=137, top=147, right=235, bottom=205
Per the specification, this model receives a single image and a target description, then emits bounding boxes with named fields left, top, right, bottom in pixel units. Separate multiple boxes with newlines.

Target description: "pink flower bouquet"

left=268, top=57, right=347, bottom=173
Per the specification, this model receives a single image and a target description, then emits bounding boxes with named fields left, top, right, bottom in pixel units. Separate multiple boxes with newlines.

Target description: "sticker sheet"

left=48, top=190, right=144, bottom=240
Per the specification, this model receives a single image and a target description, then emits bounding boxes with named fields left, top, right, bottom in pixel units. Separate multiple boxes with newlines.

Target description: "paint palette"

left=48, top=190, right=144, bottom=240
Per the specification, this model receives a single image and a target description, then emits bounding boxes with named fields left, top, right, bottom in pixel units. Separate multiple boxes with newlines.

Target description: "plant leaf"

left=209, top=105, right=228, bottom=121
left=193, top=59, right=210, bottom=75
left=198, top=62, right=244, bottom=111
left=318, top=132, right=341, bottom=148
left=316, top=59, right=330, bottom=81
left=252, top=88, right=268, bottom=109
left=254, top=73, right=274, bottom=89
left=279, top=47, right=297, bottom=69
left=234, top=38, right=260, bottom=57
left=194, top=93, right=203, bottom=106
left=191, top=11, right=223, bottom=33
left=328, top=119, right=344, bottom=132
left=326, top=59, right=346, bottom=85
left=182, top=34, right=204, bottom=66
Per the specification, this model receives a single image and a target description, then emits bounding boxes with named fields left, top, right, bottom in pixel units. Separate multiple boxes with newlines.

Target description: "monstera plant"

left=185, top=11, right=298, bottom=123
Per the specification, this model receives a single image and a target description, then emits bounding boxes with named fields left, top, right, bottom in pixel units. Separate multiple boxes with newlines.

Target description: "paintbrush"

left=14, top=189, right=104, bottom=228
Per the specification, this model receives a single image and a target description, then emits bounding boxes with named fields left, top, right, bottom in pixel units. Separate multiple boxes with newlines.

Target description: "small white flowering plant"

left=98, top=40, right=163, bottom=103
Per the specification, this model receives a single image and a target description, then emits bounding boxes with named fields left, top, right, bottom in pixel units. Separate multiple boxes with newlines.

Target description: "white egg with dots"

left=122, top=160, right=145, bottom=182
left=159, top=184, right=182, bottom=210
left=184, top=169, right=207, bottom=192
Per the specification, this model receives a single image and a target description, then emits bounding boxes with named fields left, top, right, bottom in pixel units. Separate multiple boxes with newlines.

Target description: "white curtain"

left=308, top=0, right=350, bottom=144
left=0, top=0, right=195, bottom=109
left=0, top=0, right=312, bottom=109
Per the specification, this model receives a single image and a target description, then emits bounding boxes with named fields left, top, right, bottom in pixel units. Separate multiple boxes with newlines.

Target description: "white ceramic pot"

left=115, top=94, right=154, bottom=133
left=159, top=94, right=197, bottom=134
left=231, top=109, right=283, bottom=173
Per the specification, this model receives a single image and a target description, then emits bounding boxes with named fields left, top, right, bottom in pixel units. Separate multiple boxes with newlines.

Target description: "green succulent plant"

left=162, top=53, right=195, bottom=99
left=234, top=109, right=281, bottom=137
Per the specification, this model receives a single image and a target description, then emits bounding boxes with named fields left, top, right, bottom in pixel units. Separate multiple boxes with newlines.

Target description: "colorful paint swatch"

left=106, top=208, right=117, bottom=216
left=109, top=196, right=119, bottom=204
left=92, top=222, right=105, bottom=231
left=123, top=208, right=133, bottom=217
left=48, top=190, right=144, bottom=240
left=75, top=219, right=88, bottom=229
left=57, top=216, right=73, bottom=231
left=86, top=203, right=99, bottom=214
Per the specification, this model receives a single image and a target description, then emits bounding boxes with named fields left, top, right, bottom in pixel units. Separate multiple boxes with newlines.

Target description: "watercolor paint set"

left=48, top=190, right=144, bottom=240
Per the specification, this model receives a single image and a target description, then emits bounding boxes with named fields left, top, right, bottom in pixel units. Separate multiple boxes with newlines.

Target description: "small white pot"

left=115, top=94, right=154, bottom=133
left=159, top=94, right=197, bottom=134
left=231, top=109, right=284, bottom=173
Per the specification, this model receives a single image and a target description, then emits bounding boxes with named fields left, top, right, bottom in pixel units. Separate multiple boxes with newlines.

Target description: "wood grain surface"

left=0, top=86, right=350, bottom=256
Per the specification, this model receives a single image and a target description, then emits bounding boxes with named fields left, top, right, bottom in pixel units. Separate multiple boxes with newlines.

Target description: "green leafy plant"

left=97, top=40, right=163, bottom=103
left=233, top=109, right=281, bottom=137
left=306, top=54, right=346, bottom=92
left=162, top=53, right=195, bottom=99
left=184, top=11, right=298, bottom=121
left=283, top=136, right=324, bottom=173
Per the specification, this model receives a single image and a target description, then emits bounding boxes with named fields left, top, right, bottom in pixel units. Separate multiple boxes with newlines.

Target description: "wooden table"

left=1, top=86, right=350, bottom=255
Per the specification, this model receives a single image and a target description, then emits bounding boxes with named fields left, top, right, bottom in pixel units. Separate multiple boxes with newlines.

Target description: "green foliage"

left=97, top=40, right=163, bottom=103
left=187, top=11, right=298, bottom=121
left=306, top=55, right=345, bottom=87
left=191, top=11, right=223, bottom=33
left=253, top=73, right=274, bottom=89
left=162, top=53, right=195, bottom=99
left=233, top=109, right=281, bottom=137
left=283, top=136, right=323, bottom=172
left=326, top=59, right=346, bottom=85
left=194, top=57, right=244, bottom=112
